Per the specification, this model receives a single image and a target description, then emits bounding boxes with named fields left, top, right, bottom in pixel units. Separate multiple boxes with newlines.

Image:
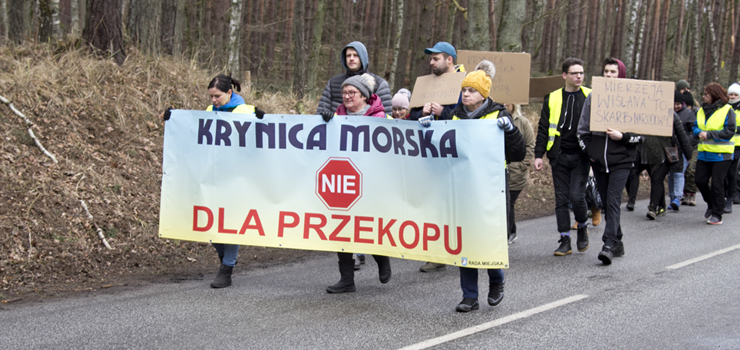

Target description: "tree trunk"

left=126, top=0, right=161, bottom=54
left=227, top=0, right=242, bottom=76
left=729, top=0, right=740, bottom=85
left=83, top=0, right=126, bottom=66
left=389, top=0, right=403, bottom=91
left=292, top=0, right=306, bottom=99
left=160, top=0, right=176, bottom=55
left=466, top=0, right=490, bottom=51
left=307, top=0, right=326, bottom=97
left=566, top=0, right=579, bottom=57
left=708, top=0, right=720, bottom=83
left=70, top=0, right=80, bottom=36
left=633, top=0, right=646, bottom=77
left=674, top=0, right=686, bottom=60
left=587, top=0, right=600, bottom=77
left=39, top=0, right=53, bottom=42
left=497, top=0, right=525, bottom=51
left=8, top=0, right=22, bottom=43
left=1, top=0, right=6, bottom=40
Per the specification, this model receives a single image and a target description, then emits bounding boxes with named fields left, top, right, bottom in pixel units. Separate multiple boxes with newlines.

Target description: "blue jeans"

left=459, top=267, right=504, bottom=299
left=212, top=243, right=239, bottom=267
left=668, top=156, right=689, bottom=201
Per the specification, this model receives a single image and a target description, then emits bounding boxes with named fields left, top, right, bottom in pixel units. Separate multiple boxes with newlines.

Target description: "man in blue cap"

left=408, top=41, right=465, bottom=122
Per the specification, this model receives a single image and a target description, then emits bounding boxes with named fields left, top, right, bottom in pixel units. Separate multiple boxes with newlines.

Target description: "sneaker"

left=598, top=246, right=614, bottom=265
left=704, top=208, right=712, bottom=220
left=688, top=193, right=697, bottom=206
left=724, top=199, right=733, bottom=214
left=419, top=262, right=446, bottom=272
left=681, top=195, right=689, bottom=205
left=734, top=195, right=740, bottom=205
left=670, top=198, right=680, bottom=211
left=455, top=298, right=479, bottom=312
left=646, top=208, right=656, bottom=220
left=508, top=232, right=518, bottom=245
left=554, top=236, right=572, bottom=256
left=707, top=215, right=723, bottom=225
left=656, top=207, right=666, bottom=217
left=576, top=225, right=589, bottom=252
left=613, top=241, right=625, bottom=257
left=626, top=199, right=635, bottom=211
left=487, top=283, right=505, bottom=306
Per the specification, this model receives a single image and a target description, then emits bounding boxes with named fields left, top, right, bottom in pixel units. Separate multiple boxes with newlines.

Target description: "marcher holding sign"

left=693, top=82, right=737, bottom=225
left=408, top=42, right=465, bottom=125
left=456, top=50, right=531, bottom=105
left=446, top=62, right=526, bottom=313
left=578, top=58, right=641, bottom=266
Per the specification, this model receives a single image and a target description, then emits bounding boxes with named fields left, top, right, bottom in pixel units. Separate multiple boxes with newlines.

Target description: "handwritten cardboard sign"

left=590, top=77, right=675, bottom=136
left=529, top=75, right=564, bottom=99
left=408, top=71, right=466, bottom=108
left=457, top=50, right=531, bottom=104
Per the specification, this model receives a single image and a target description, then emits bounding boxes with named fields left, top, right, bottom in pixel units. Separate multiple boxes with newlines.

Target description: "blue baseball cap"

left=424, top=42, right=457, bottom=60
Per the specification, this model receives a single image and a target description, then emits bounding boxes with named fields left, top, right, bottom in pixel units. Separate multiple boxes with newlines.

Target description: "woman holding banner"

left=326, top=73, right=392, bottom=293
left=694, top=83, right=737, bottom=225
left=449, top=61, right=526, bottom=312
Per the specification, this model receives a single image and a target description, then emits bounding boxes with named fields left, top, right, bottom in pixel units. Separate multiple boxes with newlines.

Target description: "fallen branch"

left=80, top=200, right=112, bottom=250
left=0, top=94, right=59, bottom=164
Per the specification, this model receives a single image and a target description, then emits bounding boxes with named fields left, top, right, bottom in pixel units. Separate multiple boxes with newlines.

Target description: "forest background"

left=0, top=0, right=729, bottom=303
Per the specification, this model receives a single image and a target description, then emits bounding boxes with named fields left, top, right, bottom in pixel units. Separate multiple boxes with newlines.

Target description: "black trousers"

left=551, top=152, right=590, bottom=232
left=724, top=149, right=740, bottom=200
left=648, top=162, right=672, bottom=210
left=695, top=159, right=732, bottom=218
left=593, top=167, right=630, bottom=248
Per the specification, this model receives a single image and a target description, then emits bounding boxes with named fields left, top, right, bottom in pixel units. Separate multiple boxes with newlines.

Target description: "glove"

left=255, top=107, right=265, bottom=119
left=419, top=114, right=434, bottom=128
left=163, top=108, right=173, bottom=121
left=497, top=116, right=514, bottom=131
left=319, top=110, right=334, bottom=122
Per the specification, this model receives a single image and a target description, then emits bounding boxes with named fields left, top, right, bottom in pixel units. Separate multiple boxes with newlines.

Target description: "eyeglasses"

left=392, top=107, right=408, bottom=112
left=342, top=91, right=358, bottom=98
left=567, top=72, right=585, bottom=76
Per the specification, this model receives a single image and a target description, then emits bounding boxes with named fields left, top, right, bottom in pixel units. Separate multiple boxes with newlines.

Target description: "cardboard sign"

left=529, top=75, right=565, bottom=99
left=457, top=50, right=531, bottom=104
left=409, top=72, right=466, bottom=108
left=590, top=77, right=675, bottom=136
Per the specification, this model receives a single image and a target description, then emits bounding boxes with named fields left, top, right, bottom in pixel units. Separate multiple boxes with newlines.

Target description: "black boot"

left=488, top=283, right=505, bottom=306
left=218, top=254, right=224, bottom=264
left=724, top=198, right=733, bottom=213
left=326, top=260, right=356, bottom=293
left=626, top=198, right=636, bottom=211
left=373, top=255, right=391, bottom=284
left=210, top=264, right=233, bottom=288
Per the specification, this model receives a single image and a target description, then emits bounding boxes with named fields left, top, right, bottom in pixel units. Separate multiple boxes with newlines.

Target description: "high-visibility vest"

left=546, top=87, right=592, bottom=151
left=452, top=110, right=500, bottom=120
left=206, top=104, right=255, bottom=114
left=733, top=108, right=740, bottom=148
left=697, top=104, right=734, bottom=154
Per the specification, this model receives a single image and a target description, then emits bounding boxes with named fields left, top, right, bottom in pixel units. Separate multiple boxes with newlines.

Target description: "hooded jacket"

left=534, top=86, right=590, bottom=167
left=578, top=94, right=641, bottom=173
left=451, top=98, right=526, bottom=164
left=335, top=94, right=386, bottom=118
left=317, top=42, right=392, bottom=115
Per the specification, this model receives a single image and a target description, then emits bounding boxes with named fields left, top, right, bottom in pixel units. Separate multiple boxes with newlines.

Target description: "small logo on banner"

left=316, top=158, right=363, bottom=210
left=461, top=257, right=468, bottom=266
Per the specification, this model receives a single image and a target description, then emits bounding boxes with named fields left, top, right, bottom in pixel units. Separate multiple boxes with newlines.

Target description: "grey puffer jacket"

left=316, top=42, right=392, bottom=115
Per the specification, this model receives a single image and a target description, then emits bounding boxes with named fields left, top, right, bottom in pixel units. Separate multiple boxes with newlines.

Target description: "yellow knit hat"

left=461, top=70, right=491, bottom=99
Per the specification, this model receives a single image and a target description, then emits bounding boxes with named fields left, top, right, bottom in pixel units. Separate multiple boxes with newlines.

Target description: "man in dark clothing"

left=578, top=57, right=641, bottom=265
left=533, top=57, right=591, bottom=257
left=317, top=41, right=392, bottom=116
left=408, top=42, right=465, bottom=122
left=679, top=91, right=700, bottom=206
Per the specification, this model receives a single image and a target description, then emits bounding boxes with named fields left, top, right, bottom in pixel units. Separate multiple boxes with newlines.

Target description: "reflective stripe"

left=697, top=105, right=734, bottom=154
left=546, top=87, right=591, bottom=151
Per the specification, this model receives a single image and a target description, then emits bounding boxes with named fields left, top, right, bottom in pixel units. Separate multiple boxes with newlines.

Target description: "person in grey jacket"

left=316, top=41, right=392, bottom=116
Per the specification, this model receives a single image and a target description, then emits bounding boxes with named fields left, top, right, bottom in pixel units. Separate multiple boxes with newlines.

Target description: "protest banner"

left=590, top=77, right=675, bottom=136
left=457, top=50, right=531, bottom=104
left=159, top=111, right=509, bottom=268
left=408, top=72, right=466, bottom=108
left=529, top=75, right=564, bottom=99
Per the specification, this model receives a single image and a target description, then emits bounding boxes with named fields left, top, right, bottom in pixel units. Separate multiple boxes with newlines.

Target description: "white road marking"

left=665, top=244, right=740, bottom=270
left=397, top=294, right=589, bottom=350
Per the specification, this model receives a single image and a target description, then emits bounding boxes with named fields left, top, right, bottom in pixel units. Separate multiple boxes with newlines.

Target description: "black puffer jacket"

left=452, top=98, right=526, bottom=164
left=577, top=95, right=641, bottom=172
left=316, top=42, right=392, bottom=115
left=638, top=113, right=693, bottom=169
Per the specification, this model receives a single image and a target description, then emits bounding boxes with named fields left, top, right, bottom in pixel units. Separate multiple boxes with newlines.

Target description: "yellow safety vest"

left=546, top=87, right=592, bottom=151
left=697, top=104, right=734, bottom=154
left=452, top=110, right=500, bottom=121
left=733, top=108, right=740, bottom=148
left=206, top=104, right=256, bottom=114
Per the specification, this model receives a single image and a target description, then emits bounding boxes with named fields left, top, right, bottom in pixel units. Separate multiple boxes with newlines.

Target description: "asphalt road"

left=2, top=199, right=739, bottom=350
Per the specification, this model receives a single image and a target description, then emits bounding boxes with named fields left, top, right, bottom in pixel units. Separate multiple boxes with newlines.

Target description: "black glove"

left=255, top=107, right=265, bottom=119
left=319, top=110, right=334, bottom=122
left=163, top=108, right=173, bottom=121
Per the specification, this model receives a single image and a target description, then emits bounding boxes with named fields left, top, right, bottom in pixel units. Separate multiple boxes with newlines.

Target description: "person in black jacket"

left=533, top=58, right=592, bottom=257
left=578, top=58, right=641, bottom=265
left=439, top=63, right=525, bottom=313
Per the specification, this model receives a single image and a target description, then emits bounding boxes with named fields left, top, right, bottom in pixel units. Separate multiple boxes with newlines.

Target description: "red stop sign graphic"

left=316, top=158, right=363, bottom=210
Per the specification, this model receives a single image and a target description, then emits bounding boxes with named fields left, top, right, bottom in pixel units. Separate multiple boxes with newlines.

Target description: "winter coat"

left=335, top=94, right=386, bottom=118
left=692, top=100, right=737, bottom=162
left=317, top=42, right=392, bottom=115
left=675, top=105, right=697, bottom=148
left=451, top=98, right=526, bottom=164
left=408, top=64, right=466, bottom=121
left=534, top=87, right=591, bottom=167
left=577, top=94, right=641, bottom=173
left=509, top=113, right=535, bottom=191
left=637, top=113, right=693, bottom=166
